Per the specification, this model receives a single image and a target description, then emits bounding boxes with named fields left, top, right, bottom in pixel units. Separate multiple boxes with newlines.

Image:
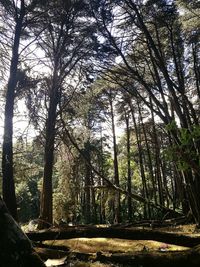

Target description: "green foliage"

left=13, top=139, right=43, bottom=223
left=165, top=120, right=177, bottom=132
left=16, top=182, right=32, bottom=223
left=165, top=125, right=200, bottom=171
left=16, top=174, right=40, bottom=223
left=177, top=0, right=200, bottom=34
left=53, top=146, right=79, bottom=224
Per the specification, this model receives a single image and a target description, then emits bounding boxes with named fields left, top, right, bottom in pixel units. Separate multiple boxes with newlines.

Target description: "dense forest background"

left=0, top=0, right=199, bottom=229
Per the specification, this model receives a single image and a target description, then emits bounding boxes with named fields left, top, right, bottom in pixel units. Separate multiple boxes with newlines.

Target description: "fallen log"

left=34, top=241, right=70, bottom=252
left=34, top=245, right=200, bottom=267
left=35, top=247, right=68, bottom=260
left=27, top=225, right=200, bottom=248
left=96, top=248, right=200, bottom=267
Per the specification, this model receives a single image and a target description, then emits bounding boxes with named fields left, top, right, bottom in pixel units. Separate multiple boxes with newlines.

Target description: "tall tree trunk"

left=130, top=102, right=148, bottom=219
left=109, top=92, right=121, bottom=224
left=139, top=111, right=157, bottom=206
left=149, top=98, right=164, bottom=208
left=99, top=126, right=106, bottom=223
left=192, top=42, right=200, bottom=99
left=84, top=144, right=91, bottom=224
left=124, top=110, right=133, bottom=221
left=2, top=0, right=25, bottom=221
left=38, top=78, right=59, bottom=229
left=91, top=173, right=97, bottom=223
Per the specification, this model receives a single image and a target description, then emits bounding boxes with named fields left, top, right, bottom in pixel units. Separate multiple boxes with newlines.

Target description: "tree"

left=93, top=0, right=200, bottom=224
left=0, top=0, right=47, bottom=220
left=1, top=0, right=26, bottom=221
left=107, top=89, right=121, bottom=223
left=35, top=0, right=100, bottom=228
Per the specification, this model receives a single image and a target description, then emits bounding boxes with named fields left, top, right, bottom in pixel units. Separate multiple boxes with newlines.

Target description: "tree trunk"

left=38, top=77, right=59, bottom=229
left=192, top=42, right=200, bottom=99
left=84, top=143, right=92, bottom=224
left=91, top=173, right=97, bottom=223
left=99, top=125, right=106, bottom=223
left=109, top=91, right=121, bottom=223
left=150, top=99, right=164, bottom=208
left=2, top=0, right=25, bottom=221
left=130, top=103, right=148, bottom=218
left=0, top=197, right=45, bottom=267
left=124, top=109, right=133, bottom=221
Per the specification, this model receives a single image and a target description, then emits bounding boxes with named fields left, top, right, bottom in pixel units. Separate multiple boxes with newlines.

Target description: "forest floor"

left=26, top=223, right=200, bottom=267
left=41, top=237, right=188, bottom=267
left=42, top=237, right=188, bottom=254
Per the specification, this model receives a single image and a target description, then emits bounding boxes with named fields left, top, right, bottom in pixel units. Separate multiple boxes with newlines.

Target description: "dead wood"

left=34, top=241, right=70, bottom=252
left=34, top=244, right=200, bottom=267
left=35, top=247, right=68, bottom=260
left=95, top=248, right=200, bottom=267
left=27, top=225, right=200, bottom=248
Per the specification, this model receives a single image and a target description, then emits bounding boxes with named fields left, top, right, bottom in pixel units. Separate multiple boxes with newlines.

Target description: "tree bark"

left=84, top=142, right=92, bottom=224
left=124, top=109, right=133, bottom=221
left=150, top=98, right=164, bottom=208
left=0, top=197, right=45, bottom=267
left=130, top=102, right=148, bottom=218
left=38, top=75, right=59, bottom=229
left=2, top=0, right=25, bottom=221
left=108, top=90, right=121, bottom=224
